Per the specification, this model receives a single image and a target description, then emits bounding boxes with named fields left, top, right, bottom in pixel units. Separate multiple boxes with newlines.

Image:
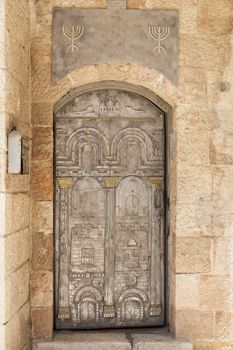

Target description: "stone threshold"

left=32, top=328, right=193, bottom=350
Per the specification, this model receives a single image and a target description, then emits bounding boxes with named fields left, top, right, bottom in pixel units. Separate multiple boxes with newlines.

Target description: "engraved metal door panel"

left=55, top=89, right=165, bottom=329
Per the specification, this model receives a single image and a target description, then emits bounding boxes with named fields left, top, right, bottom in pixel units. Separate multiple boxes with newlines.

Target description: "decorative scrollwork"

left=149, top=25, right=170, bottom=57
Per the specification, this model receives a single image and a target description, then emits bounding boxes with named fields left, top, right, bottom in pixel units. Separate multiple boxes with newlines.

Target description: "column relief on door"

left=55, top=89, right=165, bottom=329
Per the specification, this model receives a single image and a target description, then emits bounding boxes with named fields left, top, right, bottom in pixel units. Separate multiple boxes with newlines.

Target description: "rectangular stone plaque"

left=52, top=8, right=178, bottom=84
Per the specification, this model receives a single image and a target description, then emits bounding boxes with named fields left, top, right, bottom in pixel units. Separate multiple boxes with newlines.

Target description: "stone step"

left=32, top=329, right=193, bottom=350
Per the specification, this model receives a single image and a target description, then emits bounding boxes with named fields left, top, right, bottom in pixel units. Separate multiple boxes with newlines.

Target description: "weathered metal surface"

left=55, top=89, right=165, bottom=329
left=52, top=8, right=178, bottom=84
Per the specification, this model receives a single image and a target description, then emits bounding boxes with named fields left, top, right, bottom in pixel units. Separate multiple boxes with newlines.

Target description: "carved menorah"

left=62, top=24, right=84, bottom=54
left=149, top=26, right=170, bottom=57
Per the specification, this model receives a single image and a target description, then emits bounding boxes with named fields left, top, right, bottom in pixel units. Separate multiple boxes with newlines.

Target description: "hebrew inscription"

left=53, top=9, right=178, bottom=84
left=55, top=89, right=165, bottom=329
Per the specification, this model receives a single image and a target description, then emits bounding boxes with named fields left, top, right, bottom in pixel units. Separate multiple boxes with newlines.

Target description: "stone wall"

left=2, top=0, right=232, bottom=349
left=0, top=0, right=31, bottom=349
left=25, top=0, right=233, bottom=348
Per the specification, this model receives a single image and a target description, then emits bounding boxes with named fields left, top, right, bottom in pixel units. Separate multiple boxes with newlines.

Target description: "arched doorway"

left=54, top=87, right=167, bottom=329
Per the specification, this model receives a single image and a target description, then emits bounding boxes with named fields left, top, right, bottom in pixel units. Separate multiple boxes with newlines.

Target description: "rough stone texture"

left=200, top=275, right=233, bottom=311
left=213, top=237, right=233, bottom=275
left=176, top=202, right=212, bottom=236
left=176, top=237, right=212, bottom=273
left=176, top=309, right=215, bottom=340
left=215, top=312, right=233, bottom=341
left=176, top=165, right=212, bottom=204
left=0, top=0, right=31, bottom=349
left=31, top=161, right=53, bottom=201
left=31, top=308, right=53, bottom=339
left=32, top=201, right=53, bottom=234
left=31, top=271, right=53, bottom=307
left=32, top=127, right=53, bottom=160
left=31, top=233, right=53, bottom=271
left=176, top=275, right=199, bottom=309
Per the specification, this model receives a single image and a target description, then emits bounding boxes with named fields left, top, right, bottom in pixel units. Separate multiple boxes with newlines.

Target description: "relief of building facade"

left=55, top=89, right=165, bottom=329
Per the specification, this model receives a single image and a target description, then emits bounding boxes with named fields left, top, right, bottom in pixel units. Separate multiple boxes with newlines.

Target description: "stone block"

left=182, top=67, right=206, bottom=84
left=216, top=104, right=233, bottom=133
left=18, top=302, right=30, bottom=350
left=0, top=115, right=6, bottom=149
left=31, top=271, right=53, bottom=307
left=200, top=275, right=233, bottom=311
left=31, top=64, right=53, bottom=103
left=5, top=312, right=18, bottom=350
left=181, top=35, right=230, bottom=69
left=6, top=193, right=30, bottom=234
left=5, top=32, right=29, bottom=87
left=176, top=309, right=214, bottom=340
left=52, top=0, right=106, bottom=8
left=138, top=0, right=198, bottom=35
left=126, top=0, right=145, bottom=9
left=5, top=0, right=29, bottom=44
left=176, top=274, right=199, bottom=308
left=176, top=165, right=212, bottom=204
left=177, top=130, right=210, bottom=165
left=5, top=229, right=29, bottom=272
left=31, top=103, right=53, bottom=127
left=176, top=237, right=211, bottom=273
left=0, top=325, right=6, bottom=350
left=32, top=201, right=53, bottom=234
left=210, top=131, right=233, bottom=164
left=0, top=276, right=6, bottom=324
left=31, top=232, right=53, bottom=271
left=0, top=192, right=6, bottom=235
left=216, top=312, right=233, bottom=341
left=197, top=2, right=233, bottom=35
left=19, top=83, right=30, bottom=122
left=212, top=167, right=233, bottom=226
left=31, top=161, right=53, bottom=201
left=31, top=64, right=70, bottom=104
left=178, top=81, right=207, bottom=106
left=5, top=262, right=29, bottom=320
left=31, top=36, right=52, bottom=66
left=176, top=202, right=212, bottom=236
left=5, top=174, right=30, bottom=193
left=213, top=237, right=233, bottom=275
left=31, top=308, right=54, bottom=339
left=32, top=127, right=52, bottom=160
left=133, top=334, right=192, bottom=350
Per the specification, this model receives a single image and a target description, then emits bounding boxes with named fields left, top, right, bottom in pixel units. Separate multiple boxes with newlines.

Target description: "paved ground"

left=32, top=328, right=193, bottom=350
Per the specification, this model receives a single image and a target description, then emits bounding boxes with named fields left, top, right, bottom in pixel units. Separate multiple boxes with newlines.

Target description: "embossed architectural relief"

left=52, top=9, right=178, bottom=84
left=55, top=89, right=165, bottom=329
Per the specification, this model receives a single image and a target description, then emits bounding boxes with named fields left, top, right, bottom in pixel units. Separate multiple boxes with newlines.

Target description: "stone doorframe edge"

left=52, top=79, right=175, bottom=333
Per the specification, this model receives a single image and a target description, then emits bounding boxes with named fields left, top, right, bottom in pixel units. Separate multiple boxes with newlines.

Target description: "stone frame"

left=31, top=65, right=177, bottom=339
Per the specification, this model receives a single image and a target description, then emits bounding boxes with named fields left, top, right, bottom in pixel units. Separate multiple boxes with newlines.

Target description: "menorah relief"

left=148, top=25, right=170, bottom=57
left=62, top=24, right=84, bottom=57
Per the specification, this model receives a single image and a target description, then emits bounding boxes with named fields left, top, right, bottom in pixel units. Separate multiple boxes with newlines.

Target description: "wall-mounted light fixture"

left=8, top=126, right=29, bottom=174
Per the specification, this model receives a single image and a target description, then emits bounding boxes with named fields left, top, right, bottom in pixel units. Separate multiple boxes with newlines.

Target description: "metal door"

left=55, top=89, right=165, bottom=329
